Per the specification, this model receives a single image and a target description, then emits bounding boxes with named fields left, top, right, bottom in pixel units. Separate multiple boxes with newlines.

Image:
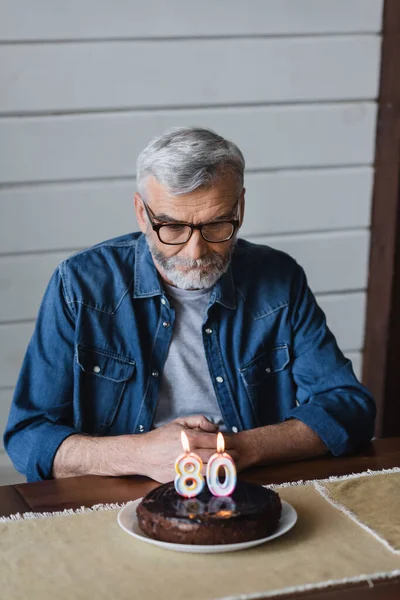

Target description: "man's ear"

left=239, top=188, right=245, bottom=228
left=134, top=192, right=147, bottom=234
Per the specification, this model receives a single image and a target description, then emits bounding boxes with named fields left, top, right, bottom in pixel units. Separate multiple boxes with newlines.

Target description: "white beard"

left=145, top=233, right=235, bottom=290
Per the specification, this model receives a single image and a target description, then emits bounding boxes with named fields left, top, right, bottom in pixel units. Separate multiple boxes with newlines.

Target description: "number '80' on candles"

left=174, top=431, right=237, bottom=498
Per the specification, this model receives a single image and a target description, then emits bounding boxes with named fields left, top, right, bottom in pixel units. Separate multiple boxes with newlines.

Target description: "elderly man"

left=4, top=127, right=375, bottom=482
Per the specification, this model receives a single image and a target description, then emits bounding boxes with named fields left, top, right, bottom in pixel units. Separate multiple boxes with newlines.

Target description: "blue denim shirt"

left=4, top=233, right=376, bottom=481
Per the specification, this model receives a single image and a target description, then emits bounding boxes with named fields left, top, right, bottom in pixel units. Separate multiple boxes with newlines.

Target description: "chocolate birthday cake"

left=136, top=480, right=282, bottom=545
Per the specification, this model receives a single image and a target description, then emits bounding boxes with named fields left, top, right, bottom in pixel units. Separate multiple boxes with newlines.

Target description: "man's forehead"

left=145, top=176, right=238, bottom=216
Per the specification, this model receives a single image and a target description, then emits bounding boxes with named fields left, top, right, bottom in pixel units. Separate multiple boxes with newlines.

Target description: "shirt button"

left=139, top=424, right=144, bottom=432
left=152, top=370, right=159, bottom=377
left=216, top=376, right=224, bottom=383
left=265, top=367, right=272, bottom=373
left=205, top=328, right=213, bottom=335
left=232, top=426, right=238, bottom=433
left=161, top=298, right=166, bottom=305
left=93, top=365, right=101, bottom=373
left=162, top=321, right=170, bottom=328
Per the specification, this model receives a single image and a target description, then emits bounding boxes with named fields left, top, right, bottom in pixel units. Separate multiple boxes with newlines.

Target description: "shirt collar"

left=133, top=234, right=164, bottom=298
left=210, top=265, right=236, bottom=310
left=133, top=233, right=236, bottom=309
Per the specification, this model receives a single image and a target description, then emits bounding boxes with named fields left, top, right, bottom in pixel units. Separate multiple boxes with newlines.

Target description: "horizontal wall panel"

left=0, top=103, right=378, bottom=184
left=241, top=168, right=373, bottom=237
left=0, top=251, right=71, bottom=323
left=0, top=0, right=383, bottom=40
left=0, top=167, right=373, bottom=254
left=345, top=352, right=362, bottom=382
left=249, top=230, right=370, bottom=295
left=0, top=389, right=12, bottom=451
left=319, top=292, right=366, bottom=352
left=0, top=322, right=35, bottom=388
left=0, top=231, right=368, bottom=322
left=0, top=293, right=364, bottom=388
left=0, top=37, right=381, bottom=114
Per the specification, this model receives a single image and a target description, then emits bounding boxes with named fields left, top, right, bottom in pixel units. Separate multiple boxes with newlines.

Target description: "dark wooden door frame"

left=363, top=0, right=400, bottom=437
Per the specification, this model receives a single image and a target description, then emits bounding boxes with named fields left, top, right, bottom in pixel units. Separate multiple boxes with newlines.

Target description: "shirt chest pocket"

left=239, top=345, right=290, bottom=424
left=75, top=346, right=136, bottom=433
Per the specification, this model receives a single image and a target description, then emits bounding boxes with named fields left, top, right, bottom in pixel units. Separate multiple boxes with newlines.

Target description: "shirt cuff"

left=27, top=424, right=77, bottom=482
left=286, top=403, right=351, bottom=456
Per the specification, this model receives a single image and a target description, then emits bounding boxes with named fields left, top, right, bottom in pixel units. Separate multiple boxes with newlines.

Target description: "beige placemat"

left=316, top=470, right=400, bottom=553
left=1, top=479, right=400, bottom=600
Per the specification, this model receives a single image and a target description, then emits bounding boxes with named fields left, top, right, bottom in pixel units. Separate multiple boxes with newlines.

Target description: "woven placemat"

left=1, top=470, right=400, bottom=599
left=315, top=469, right=400, bottom=553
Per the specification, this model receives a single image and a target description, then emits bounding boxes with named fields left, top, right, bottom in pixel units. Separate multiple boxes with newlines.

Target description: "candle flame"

left=181, top=430, right=191, bottom=453
left=217, top=432, right=225, bottom=453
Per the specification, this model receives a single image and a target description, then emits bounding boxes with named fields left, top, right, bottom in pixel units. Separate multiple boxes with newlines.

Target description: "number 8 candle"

left=174, top=431, right=205, bottom=498
left=206, top=432, right=237, bottom=496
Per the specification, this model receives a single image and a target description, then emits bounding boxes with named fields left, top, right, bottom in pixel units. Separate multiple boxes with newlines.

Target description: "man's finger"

left=181, top=415, right=219, bottom=432
left=187, top=430, right=219, bottom=448
left=188, top=429, right=241, bottom=450
left=196, top=449, right=217, bottom=464
left=216, top=433, right=239, bottom=450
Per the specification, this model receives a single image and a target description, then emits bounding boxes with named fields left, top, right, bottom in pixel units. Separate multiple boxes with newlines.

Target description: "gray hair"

left=136, top=126, right=245, bottom=198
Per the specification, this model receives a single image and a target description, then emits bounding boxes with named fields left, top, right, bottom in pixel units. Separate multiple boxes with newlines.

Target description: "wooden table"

left=1, top=437, right=400, bottom=600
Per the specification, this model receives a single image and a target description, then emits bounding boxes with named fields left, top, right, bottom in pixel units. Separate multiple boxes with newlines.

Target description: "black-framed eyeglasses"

left=141, top=198, right=240, bottom=245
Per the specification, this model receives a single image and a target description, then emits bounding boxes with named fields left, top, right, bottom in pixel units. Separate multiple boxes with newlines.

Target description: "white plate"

left=117, top=498, right=297, bottom=554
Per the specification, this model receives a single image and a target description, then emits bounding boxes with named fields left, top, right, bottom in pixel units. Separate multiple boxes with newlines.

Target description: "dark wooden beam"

left=363, top=0, right=400, bottom=437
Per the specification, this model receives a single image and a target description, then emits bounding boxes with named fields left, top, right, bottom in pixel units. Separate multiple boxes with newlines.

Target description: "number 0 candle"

left=206, top=432, right=237, bottom=497
left=174, top=431, right=205, bottom=498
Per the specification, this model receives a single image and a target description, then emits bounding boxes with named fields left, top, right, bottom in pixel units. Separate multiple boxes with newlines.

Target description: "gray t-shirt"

left=152, top=283, right=225, bottom=430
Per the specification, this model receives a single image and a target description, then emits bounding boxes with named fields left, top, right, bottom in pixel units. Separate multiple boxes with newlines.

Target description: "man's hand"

left=222, top=430, right=259, bottom=473
left=224, top=419, right=328, bottom=473
left=136, top=415, right=239, bottom=483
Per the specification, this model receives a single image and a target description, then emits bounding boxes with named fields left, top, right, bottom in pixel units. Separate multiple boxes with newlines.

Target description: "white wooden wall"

left=0, top=0, right=383, bottom=483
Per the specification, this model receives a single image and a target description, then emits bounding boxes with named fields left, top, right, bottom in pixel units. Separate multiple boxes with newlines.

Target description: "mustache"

left=161, top=252, right=226, bottom=269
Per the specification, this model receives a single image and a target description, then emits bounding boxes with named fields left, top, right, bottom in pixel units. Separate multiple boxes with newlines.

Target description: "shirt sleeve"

left=286, top=264, right=376, bottom=455
left=3, top=263, right=78, bottom=481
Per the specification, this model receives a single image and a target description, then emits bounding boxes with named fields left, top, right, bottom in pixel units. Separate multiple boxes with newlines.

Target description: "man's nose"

left=184, top=229, right=209, bottom=261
